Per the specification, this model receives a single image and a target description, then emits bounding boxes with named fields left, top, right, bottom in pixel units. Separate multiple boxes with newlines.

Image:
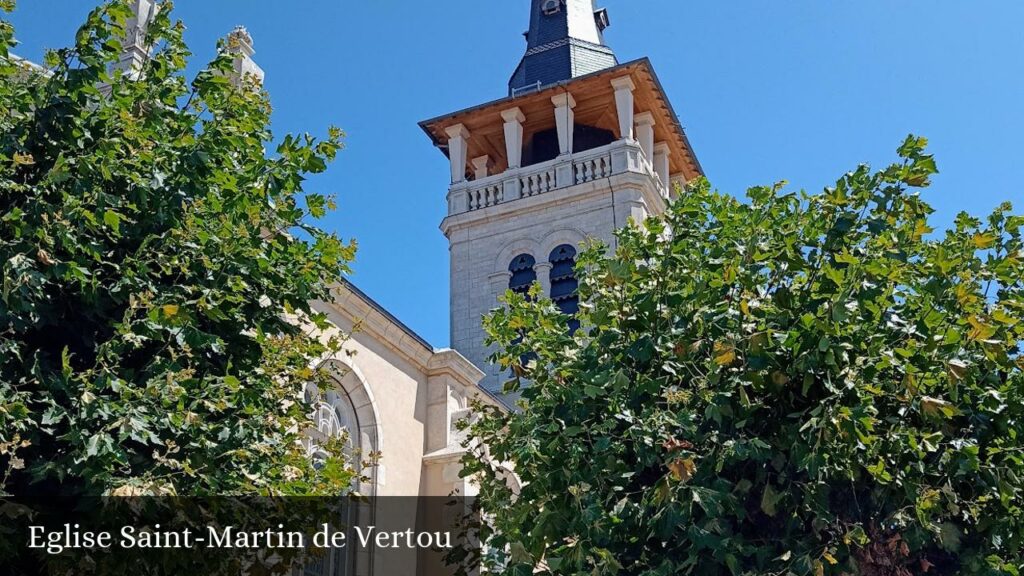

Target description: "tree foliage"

left=0, top=0, right=357, bottom=499
left=465, top=137, right=1024, bottom=575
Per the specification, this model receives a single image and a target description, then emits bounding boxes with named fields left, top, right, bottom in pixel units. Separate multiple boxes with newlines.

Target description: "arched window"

left=507, top=254, right=538, bottom=371
left=302, top=383, right=359, bottom=576
left=549, top=245, right=580, bottom=333
left=508, top=254, right=537, bottom=296
left=304, top=383, right=358, bottom=466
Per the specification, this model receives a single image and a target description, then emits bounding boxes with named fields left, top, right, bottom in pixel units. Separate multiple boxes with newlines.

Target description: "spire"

left=508, top=0, right=617, bottom=96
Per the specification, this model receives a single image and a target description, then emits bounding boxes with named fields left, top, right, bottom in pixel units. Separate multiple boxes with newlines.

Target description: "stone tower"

left=421, top=0, right=704, bottom=396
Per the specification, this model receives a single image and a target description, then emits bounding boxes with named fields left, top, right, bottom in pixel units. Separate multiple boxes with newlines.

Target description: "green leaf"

left=85, top=434, right=102, bottom=457
left=41, top=407, right=63, bottom=426
left=972, top=233, right=996, bottom=249
left=509, top=542, right=532, bottom=565
left=866, top=458, right=893, bottom=484
left=725, top=554, right=740, bottom=575
left=938, top=522, right=962, bottom=552
left=61, top=346, right=73, bottom=381
left=761, top=484, right=782, bottom=517
left=103, top=209, right=121, bottom=233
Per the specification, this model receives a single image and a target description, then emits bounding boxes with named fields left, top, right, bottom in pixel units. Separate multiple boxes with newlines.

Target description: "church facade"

left=293, top=0, right=702, bottom=521
left=265, top=4, right=704, bottom=572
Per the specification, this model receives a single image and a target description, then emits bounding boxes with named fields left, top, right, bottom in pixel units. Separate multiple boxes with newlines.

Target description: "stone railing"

left=520, top=165, right=557, bottom=198
left=467, top=183, right=503, bottom=211
left=450, top=139, right=661, bottom=215
left=573, top=150, right=613, bottom=184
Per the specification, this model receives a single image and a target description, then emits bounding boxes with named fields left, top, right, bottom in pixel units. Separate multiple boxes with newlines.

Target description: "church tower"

left=421, top=0, right=703, bottom=395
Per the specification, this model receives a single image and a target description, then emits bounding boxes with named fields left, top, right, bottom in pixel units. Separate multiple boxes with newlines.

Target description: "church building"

left=17, top=1, right=703, bottom=574
left=302, top=2, right=704, bottom=568
left=289, top=0, right=704, bottom=520
left=263, top=0, right=705, bottom=552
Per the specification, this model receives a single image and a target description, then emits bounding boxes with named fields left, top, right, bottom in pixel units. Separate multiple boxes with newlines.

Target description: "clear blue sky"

left=9, top=1, right=1024, bottom=347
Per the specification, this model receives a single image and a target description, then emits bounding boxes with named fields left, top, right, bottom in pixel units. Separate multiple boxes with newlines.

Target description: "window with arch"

left=304, top=383, right=358, bottom=465
left=549, top=244, right=580, bottom=333
left=508, top=254, right=538, bottom=370
left=508, top=253, right=537, bottom=296
left=301, top=382, right=359, bottom=576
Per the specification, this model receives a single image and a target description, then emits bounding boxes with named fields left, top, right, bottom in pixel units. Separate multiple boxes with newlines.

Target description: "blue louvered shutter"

left=548, top=245, right=580, bottom=332
left=509, top=254, right=537, bottom=295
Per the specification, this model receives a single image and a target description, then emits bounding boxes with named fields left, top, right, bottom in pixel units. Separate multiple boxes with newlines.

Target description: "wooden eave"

left=419, top=58, right=703, bottom=180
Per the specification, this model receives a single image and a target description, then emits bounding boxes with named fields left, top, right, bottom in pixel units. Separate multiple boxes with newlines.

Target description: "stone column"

left=445, top=124, right=471, bottom=184
left=635, top=112, right=656, bottom=166
left=534, top=262, right=553, bottom=298
left=471, top=155, right=493, bottom=180
left=501, top=107, right=526, bottom=169
left=654, top=142, right=671, bottom=196
left=611, top=76, right=636, bottom=141
left=551, top=93, right=577, bottom=156
left=501, top=110, right=524, bottom=198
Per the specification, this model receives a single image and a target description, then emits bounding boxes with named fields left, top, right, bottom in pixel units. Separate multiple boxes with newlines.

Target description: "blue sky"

left=9, top=1, right=1024, bottom=347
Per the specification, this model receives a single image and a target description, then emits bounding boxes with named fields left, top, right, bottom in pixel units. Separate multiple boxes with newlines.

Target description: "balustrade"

left=520, top=168, right=556, bottom=198
left=468, top=184, right=502, bottom=210
left=573, top=153, right=612, bottom=184
left=455, top=140, right=662, bottom=214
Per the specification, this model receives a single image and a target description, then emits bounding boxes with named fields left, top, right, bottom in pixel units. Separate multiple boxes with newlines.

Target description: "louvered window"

left=509, top=254, right=537, bottom=295
left=549, top=245, right=580, bottom=332
left=507, top=254, right=538, bottom=372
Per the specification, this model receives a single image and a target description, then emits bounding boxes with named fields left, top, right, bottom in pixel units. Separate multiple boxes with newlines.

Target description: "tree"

left=0, top=0, right=357, bottom=501
left=464, top=137, right=1024, bottom=575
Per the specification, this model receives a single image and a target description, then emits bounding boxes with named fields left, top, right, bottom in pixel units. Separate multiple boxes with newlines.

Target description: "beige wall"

left=307, top=289, right=495, bottom=576
left=313, top=294, right=491, bottom=499
left=324, top=307, right=428, bottom=496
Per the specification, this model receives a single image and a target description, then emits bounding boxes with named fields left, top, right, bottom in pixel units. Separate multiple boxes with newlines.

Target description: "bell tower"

left=421, top=0, right=704, bottom=395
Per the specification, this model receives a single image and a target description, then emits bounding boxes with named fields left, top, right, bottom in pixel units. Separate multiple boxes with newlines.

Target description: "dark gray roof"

left=509, top=0, right=617, bottom=96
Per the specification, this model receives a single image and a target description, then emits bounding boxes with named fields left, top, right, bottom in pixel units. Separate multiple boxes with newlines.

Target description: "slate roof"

left=508, top=0, right=617, bottom=96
